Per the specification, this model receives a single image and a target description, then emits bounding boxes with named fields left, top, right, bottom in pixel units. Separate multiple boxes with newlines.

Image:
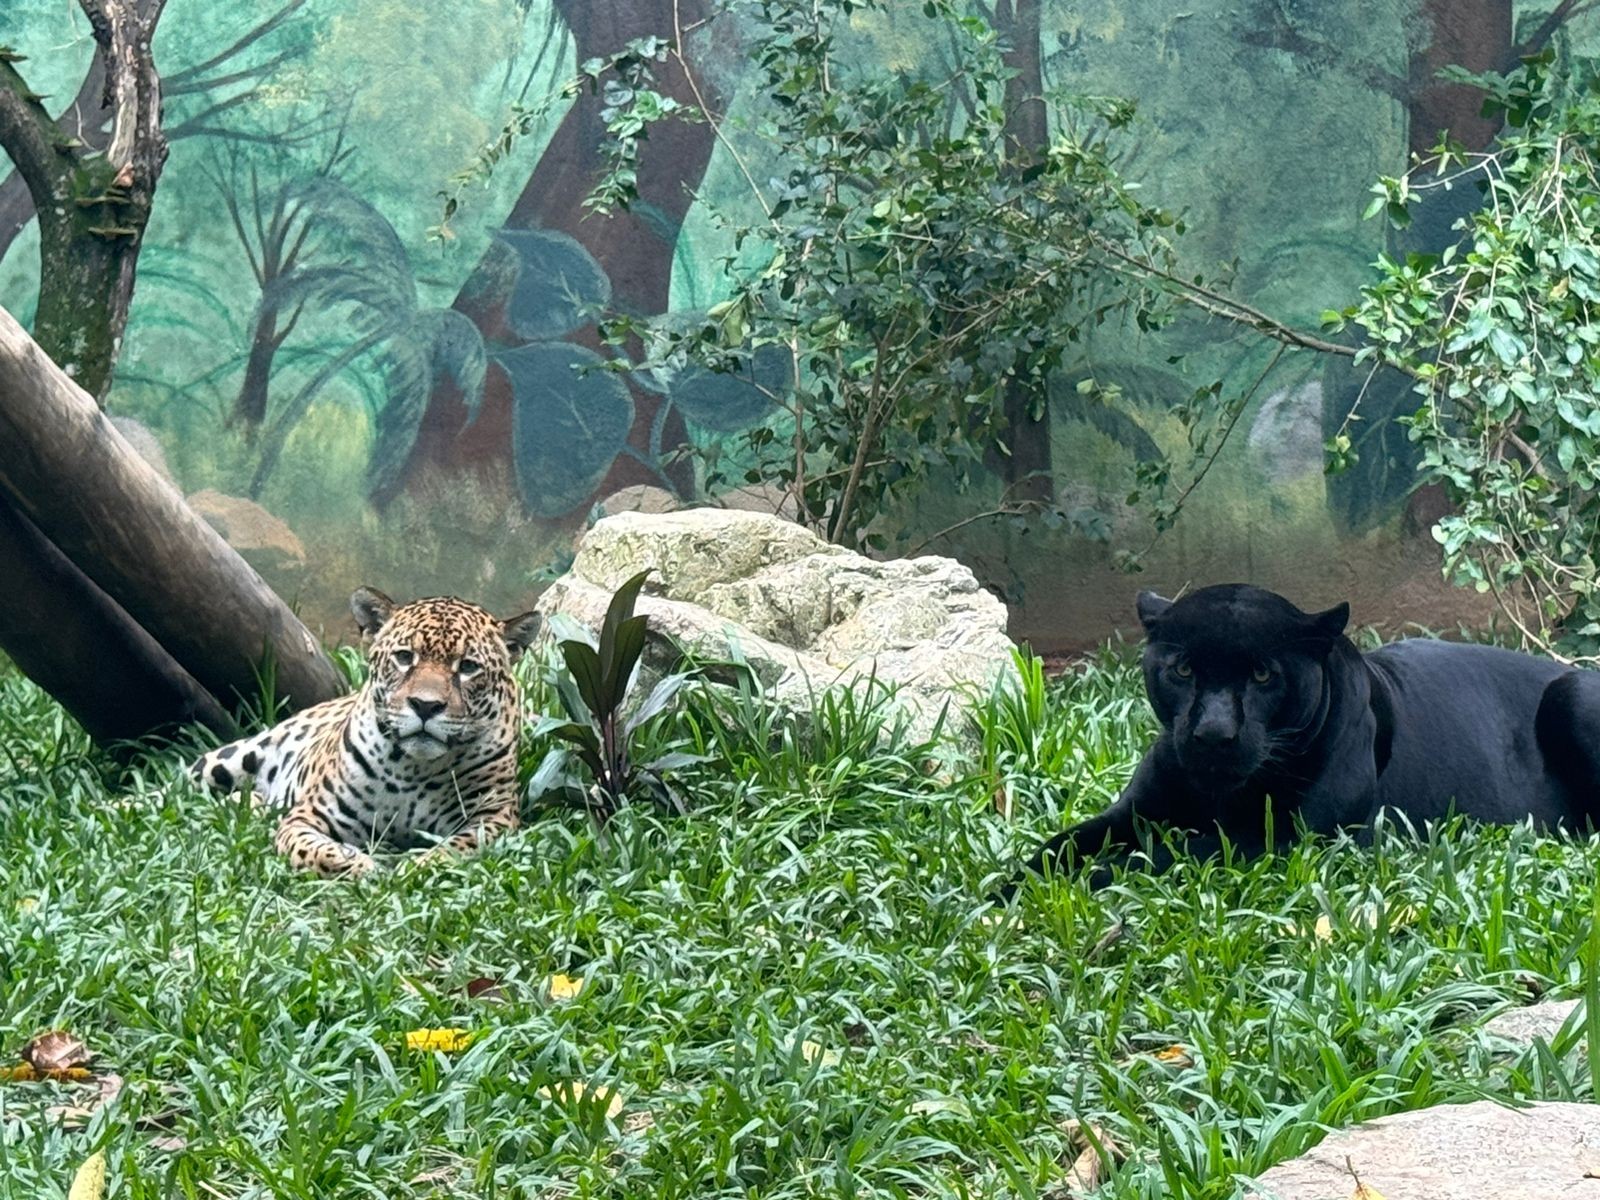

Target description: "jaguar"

left=192, top=587, right=539, bottom=878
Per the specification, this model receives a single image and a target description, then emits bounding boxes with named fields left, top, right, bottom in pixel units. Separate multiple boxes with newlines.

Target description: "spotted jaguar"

left=192, top=587, right=539, bottom=878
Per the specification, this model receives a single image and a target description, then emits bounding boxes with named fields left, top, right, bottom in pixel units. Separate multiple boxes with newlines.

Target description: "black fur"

left=1003, top=583, right=1600, bottom=897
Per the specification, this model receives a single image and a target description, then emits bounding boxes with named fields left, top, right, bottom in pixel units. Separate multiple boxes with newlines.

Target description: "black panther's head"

left=1136, top=584, right=1350, bottom=788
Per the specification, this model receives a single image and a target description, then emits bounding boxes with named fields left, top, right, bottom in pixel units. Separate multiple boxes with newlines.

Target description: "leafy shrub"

left=529, top=569, right=701, bottom=822
left=1333, top=53, right=1600, bottom=655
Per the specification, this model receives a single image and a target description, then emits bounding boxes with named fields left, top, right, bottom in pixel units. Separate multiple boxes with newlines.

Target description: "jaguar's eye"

left=1173, top=661, right=1192, bottom=678
left=393, top=648, right=416, bottom=669
left=1252, top=663, right=1273, bottom=684
left=457, top=657, right=482, bottom=677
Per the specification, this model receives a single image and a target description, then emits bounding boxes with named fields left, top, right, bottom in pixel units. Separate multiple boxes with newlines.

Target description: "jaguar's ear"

left=501, top=610, right=541, bottom=660
left=1136, top=590, right=1174, bottom=632
left=1307, top=601, right=1351, bottom=644
left=350, top=587, right=396, bottom=638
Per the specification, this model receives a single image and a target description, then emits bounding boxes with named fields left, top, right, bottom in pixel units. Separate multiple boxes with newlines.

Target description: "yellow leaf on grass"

left=67, top=1150, right=106, bottom=1200
left=404, top=1027, right=475, bottom=1053
left=1314, top=914, right=1334, bottom=941
left=801, top=1040, right=842, bottom=1067
left=537, top=1081, right=624, bottom=1119
left=17, top=897, right=37, bottom=913
left=1154, top=1044, right=1194, bottom=1068
left=548, top=973, right=585, bottom=1001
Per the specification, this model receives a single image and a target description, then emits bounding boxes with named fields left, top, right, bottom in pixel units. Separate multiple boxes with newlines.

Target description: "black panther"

left=1003, top=583, right=1600, bottom=895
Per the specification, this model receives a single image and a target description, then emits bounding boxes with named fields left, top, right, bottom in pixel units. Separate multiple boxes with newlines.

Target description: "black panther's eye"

left=1173, top=661, right=1192, bottom=678
left=457, top=657, right=482, bottom=678
left=1252, top=663, right=1273, bottom=684
left=393, top=648, right=416, bottom=669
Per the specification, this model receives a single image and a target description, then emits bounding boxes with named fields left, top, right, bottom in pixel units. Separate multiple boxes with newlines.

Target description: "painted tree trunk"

left=992, top=0, right=1053, bottom=505
left=393, top=0, right=724, bottom=510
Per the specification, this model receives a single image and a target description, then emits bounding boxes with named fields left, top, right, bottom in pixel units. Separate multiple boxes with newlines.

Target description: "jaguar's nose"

left=408, top=696, right=446, bottom=721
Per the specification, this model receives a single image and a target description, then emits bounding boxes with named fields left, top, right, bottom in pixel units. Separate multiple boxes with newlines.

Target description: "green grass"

left=2, top=647, right=1599, bottom=1198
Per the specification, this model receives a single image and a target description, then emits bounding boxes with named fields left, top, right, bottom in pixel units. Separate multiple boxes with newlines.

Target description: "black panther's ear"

left=1136, top=590, right=1173, bottom=632
left=500, top=611, right=541, bottom=660
left=1308, top=601, right=1351, bottom=643
left=350, top=587, right=396, bottom=638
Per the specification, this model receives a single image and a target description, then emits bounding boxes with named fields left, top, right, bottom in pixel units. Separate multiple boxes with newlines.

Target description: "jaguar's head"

left=350, top=587, right=540, bottom=763
left=1135, top=583, right=1350, bottom=789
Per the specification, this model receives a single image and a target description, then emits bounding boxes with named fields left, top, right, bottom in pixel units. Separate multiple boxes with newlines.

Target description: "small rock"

left=186, top=489, right=306, bottom=575
left=1481, top=998, right=1583, bottom=1048
left=1248, top=1099, right=1600, bottom=1199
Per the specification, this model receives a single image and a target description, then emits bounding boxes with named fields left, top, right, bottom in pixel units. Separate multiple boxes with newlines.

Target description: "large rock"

left=536, top=509, right=1015, bottom=744
left=186, top=489, right=307, bottom=577
left=1481, top=998, right=1583, bottom=1048
left=1248, top=1100, right=1600, bottom=1199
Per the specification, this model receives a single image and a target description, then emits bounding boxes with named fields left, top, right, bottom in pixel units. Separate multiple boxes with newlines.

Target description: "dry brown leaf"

left=1058, top=1119, right=1124, bottom=1196
left=45, top=1072, right=123, bottom=1129
left=148, top=1135, right=188, bottom=1153
left=621, top=1109, right=656, bottom=1135
left=465, top=976, right=506, bottom=1003
left=24, top=1030, right=92, bottom=1074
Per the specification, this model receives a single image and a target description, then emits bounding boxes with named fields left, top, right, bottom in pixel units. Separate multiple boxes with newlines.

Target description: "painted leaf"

left=367, top=309, right=487, bottom=499
left=404, top=1027, right=475, bottom=1053
left=548, top=973, right=584, bottom=1001
left=67, top=1150, right=106, bottom=1200
left=660, top=342, right=791, bottom=432
left=504, top=342, right=635, bottom=517
left=537, top=1081, right=623, bottom=1119
left=497, top=228, right=612, bottom=341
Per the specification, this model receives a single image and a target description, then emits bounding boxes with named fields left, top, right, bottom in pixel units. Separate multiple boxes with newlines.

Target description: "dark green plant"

left=529, top=568, right=700, bottom=821
left=1330, top=53, right=1600, bottom=656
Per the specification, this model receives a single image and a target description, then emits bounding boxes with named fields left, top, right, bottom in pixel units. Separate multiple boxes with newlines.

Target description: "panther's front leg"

left=274, top=809, right=378, bottom=878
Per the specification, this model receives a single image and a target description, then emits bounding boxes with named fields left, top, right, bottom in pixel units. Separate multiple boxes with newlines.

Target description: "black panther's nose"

left=1191, top=694, right=1239, bottom=745
left=408, top=696, right=446, bottom=721
left=1192, top=721, right=1237, bottom=745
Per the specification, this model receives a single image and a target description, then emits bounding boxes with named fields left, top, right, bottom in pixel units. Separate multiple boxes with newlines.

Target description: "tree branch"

left=0, top=58, right=71, bottom=208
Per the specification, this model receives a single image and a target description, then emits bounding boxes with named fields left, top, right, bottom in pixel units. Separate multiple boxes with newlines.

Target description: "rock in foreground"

left=1248, top=1099, right=1600, bottom=1199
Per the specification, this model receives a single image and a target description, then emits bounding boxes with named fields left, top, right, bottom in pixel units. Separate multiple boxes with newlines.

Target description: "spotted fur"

left=192, top=588, right=540, bottom=878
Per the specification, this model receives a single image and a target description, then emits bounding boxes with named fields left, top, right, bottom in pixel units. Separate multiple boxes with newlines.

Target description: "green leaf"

left=561, top=640, right=607, bottom=717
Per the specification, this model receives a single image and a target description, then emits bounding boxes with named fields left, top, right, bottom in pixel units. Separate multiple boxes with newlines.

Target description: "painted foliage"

left=1, top=0, right=1595, bottom=646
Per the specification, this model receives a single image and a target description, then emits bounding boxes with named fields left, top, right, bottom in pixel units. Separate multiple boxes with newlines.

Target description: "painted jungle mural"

left=3, top=1, right=1597, bottom=649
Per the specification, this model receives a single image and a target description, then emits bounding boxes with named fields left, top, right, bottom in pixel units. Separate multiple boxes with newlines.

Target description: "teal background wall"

left=3, top=2, right=1595, bottom=647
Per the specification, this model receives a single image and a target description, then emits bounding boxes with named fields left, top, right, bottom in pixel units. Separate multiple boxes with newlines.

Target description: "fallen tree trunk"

left=0, top=492, right=237, bottom=744
left=0, top=303, right=344, bottom=718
